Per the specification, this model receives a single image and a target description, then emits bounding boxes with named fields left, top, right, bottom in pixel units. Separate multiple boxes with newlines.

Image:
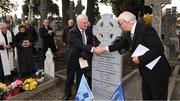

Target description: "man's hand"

left=4, top=45, right=11, bottom=49
left=93, top=46, right=106, bottom=55
left=132, top=56, right=140, bottom=64
left=48, top=30, right=53, bottom=35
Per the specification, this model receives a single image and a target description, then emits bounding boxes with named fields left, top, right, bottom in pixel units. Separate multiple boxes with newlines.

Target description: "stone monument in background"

left=28, top=0, right=34, bottom=22
left=67, top=1, right=76, bottom=20
left=162, top=7, right=180, bottom=59
left=44, top=48, right=55, bottom=78
left=75, top=0, right=85, bottom=15
left=145, top=0, right=171, bottom=39
left=92, top=14, right=123, bottom=100
left=38, top=0, right=48, bottom=21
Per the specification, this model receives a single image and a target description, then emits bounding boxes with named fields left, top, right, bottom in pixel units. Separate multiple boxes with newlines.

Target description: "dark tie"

left=2, top=32, right=8, bottom=45
left=81, top=31, right=86, bottom=45
left=127, top=33, right=133, bottom=47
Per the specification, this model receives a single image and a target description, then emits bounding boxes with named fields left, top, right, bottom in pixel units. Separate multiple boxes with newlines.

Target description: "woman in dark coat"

left=14, top=25, right=34, bottom=77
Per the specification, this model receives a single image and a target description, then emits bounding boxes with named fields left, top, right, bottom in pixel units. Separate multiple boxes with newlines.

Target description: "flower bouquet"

left=23, top=78, right=38, bottom=91
left=35, top=69, right=45, bottom=83
left=0, top=83, right=8, bottom=100
left=4, top=79, right=24, bottom=99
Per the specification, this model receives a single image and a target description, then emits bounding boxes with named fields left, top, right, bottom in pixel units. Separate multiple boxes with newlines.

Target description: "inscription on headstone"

left=92, top=14, right=123, bottom=100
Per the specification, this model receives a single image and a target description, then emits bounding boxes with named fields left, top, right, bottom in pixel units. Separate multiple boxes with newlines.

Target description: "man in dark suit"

left=62, top=19, right=75, bottom=47
left=63, top=14, right=95, bottom=100
left=39, top=19, right=57, bottom=57
left=96, top=11, right=171, bottom=100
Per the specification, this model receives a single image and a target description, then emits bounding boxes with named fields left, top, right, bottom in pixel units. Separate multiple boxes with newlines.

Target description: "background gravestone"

left=28, top=0, right=34, bottom=22
left=75, top=0, right=85, bottom=15
left=44, top=48, right=55, bottom=78
left=145, top=0, right=171, bottom=39
left=38, top=0, right=48, bottom=21
left=162, top=7, right=180, bottom=59
left=92, top=14, right=123, bottom=100
left=67, top=1, right=76, bottom=20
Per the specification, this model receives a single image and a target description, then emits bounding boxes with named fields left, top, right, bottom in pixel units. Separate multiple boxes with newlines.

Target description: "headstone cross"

left=92, top=14, right=123, bottom=100
left=67, top=1, right=76, bottom=20
left=28, top=0, right=34, bottom=22
left=145, top=0, right=171, bottom=39
left=38, top=0, right=48, bottom=20
left=75, top=0, right=85, bottom=15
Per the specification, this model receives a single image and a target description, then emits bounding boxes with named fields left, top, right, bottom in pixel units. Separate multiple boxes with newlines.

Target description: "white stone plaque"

left=92, top=14, right=123, bottom=100
left=44, top=48, right=55, bottom=78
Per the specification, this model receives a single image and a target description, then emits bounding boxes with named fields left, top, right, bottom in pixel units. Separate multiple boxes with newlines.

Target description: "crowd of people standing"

left=0, top=19, right=57, bottom=83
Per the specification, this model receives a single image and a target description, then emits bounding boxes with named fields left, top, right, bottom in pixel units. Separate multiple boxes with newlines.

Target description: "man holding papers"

left=96, top=11, right=171, bottom=100
left=63, top=15, right=98, bottom=100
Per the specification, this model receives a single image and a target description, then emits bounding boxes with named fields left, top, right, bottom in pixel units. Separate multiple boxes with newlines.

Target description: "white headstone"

left=92, top=14, right=123, bottom=100
left=13, top=25, right=19, bottom=60
left=44, top=48, right=55, bottom=78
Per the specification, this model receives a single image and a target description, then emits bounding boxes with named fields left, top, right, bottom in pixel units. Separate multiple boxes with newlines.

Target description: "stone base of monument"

left=10, top=75, right=56, bottom=100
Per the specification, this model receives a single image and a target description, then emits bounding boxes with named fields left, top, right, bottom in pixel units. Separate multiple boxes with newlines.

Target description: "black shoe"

left=62, top=95, right=71, bottom=100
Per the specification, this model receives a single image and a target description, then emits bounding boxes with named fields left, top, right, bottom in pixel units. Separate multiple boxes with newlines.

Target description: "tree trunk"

left=62, top=0, right=70, bottom=28
left=86, top=0, right=95, bottom=25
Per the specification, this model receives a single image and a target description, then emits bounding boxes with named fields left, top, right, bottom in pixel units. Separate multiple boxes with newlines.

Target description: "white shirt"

left=78, top=27, right=87, bottom=45
left=78, top=27, right=94, bottom=52
left=130, top=21, right=137, bottom=39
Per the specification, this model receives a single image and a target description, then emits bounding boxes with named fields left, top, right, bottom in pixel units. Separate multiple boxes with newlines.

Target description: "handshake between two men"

left=93, top=46, right=106, bottom=55
left=92, top=46, right=140, bottom=65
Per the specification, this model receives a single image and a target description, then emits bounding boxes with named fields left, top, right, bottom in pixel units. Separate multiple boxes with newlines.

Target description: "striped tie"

left=81, top=31, right=86, bottom=44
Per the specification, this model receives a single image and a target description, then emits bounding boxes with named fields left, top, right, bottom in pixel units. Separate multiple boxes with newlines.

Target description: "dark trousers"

left=43, top=42, right=57, bottom=55
left=142, top=79, right=169, bottom=100
left=82, top=67, right=92, bottom=89
left=64, top=61, right=83, bottom=96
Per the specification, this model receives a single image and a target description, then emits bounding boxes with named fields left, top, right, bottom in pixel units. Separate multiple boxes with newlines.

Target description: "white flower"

left=11, top=82, right=17, bottom=89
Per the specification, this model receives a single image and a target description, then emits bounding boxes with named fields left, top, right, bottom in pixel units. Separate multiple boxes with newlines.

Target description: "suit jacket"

left=66, top=26, right=93, bottom=64
left=39, top=25, right=55, bottom=47
left=109, top=22, right=171, bottom=83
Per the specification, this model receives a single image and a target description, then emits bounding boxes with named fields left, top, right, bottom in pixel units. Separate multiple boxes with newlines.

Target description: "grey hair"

left=118, top=11, right=136, bottom=23
left=76, top=14, right=88, bottom=23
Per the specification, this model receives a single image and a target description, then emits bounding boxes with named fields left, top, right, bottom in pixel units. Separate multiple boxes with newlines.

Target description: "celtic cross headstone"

left=92, top=14, right=123, bottom=100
